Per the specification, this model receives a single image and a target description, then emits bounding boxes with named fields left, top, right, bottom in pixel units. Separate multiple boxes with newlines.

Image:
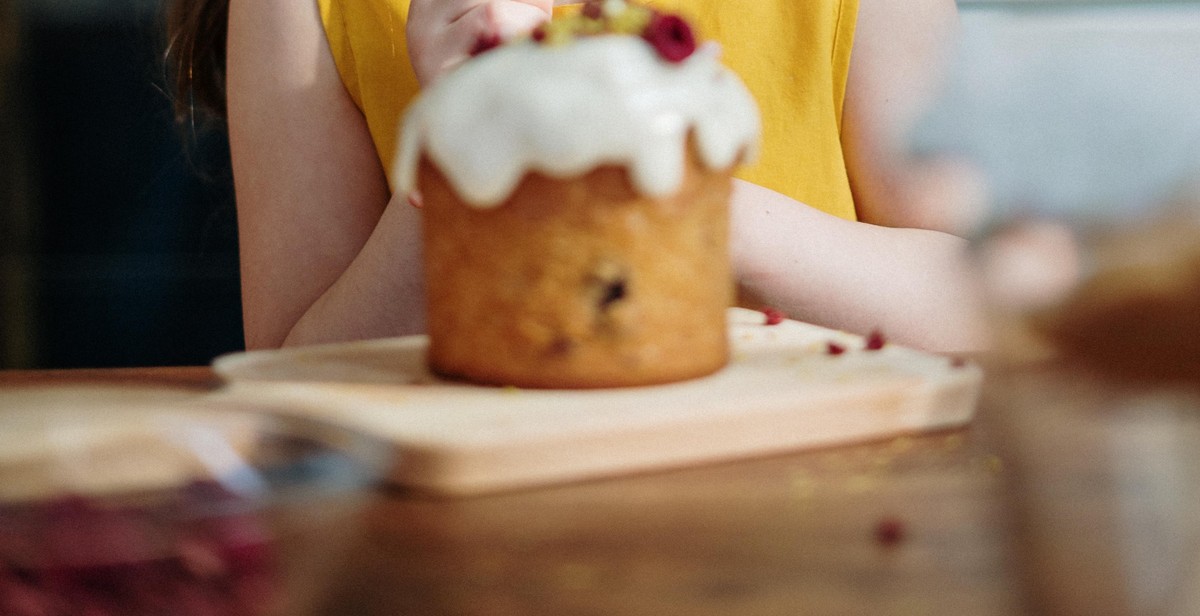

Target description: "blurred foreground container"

left=0, top=387, right=388, bottom=615
left=919, top=2, right=1200, bottom=614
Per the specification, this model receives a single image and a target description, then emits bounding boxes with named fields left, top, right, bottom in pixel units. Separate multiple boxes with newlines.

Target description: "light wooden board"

left=211, top=308, right=981, bottom=495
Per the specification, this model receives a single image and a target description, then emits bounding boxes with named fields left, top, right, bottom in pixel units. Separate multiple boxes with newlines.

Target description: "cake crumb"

left=556, top=563, right=600, bottom=590
left=789, top=472, right=818, bottom=500
left=978, top=455, right=1004, bottom=474
left=845, top=474, right=877, bottom=494
left=888, top=436, right=914, bottom=454
left=874, top=516, right=906, bottom=546
left=761, top=307, right=786, bottom=325
left=941, top=434, right=965, bottom=451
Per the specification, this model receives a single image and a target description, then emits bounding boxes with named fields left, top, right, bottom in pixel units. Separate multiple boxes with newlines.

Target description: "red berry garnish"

left=874, top=516, right=905, bottom=546
left=470, top=32, right=502, bottom=57
left=762, top=307, right=785, bottom=326
left=642, top=13, right=696, bottom=63
left=826, top=342, right=845, bottom=356
left=864, top=330, right=886, bottom=351
left=531, top=25, right=547, bottom=42
left=582, top=1, right=604, bottom=19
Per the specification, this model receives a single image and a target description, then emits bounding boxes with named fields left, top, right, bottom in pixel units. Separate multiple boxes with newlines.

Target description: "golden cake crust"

left=420, top=147, right=733, bottom=389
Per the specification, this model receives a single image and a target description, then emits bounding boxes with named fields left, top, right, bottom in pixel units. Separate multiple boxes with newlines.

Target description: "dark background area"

left=1, top=0, right=243, bottom=369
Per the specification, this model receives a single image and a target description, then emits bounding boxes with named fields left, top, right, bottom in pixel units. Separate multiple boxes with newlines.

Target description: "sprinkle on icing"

left=521, top=0, right=694, bottom=63
left=394, top=35, right=760, bottom=208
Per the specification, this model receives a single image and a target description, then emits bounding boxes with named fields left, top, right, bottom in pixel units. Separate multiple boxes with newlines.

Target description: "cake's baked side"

left=396, top=1, right=760, bottom=389
left=421, top=146, right=733, bottom=388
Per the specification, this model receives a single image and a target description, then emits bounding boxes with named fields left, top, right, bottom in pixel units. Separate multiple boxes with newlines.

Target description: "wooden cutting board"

left=211, top=308, right=981, bottom=495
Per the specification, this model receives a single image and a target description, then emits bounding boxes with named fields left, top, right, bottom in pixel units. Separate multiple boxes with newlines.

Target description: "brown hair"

left=164, top=0, right=230, bottom=126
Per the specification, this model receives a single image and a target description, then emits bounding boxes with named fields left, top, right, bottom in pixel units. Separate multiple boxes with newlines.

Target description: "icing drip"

left=394, top=36, right=760, bottom=208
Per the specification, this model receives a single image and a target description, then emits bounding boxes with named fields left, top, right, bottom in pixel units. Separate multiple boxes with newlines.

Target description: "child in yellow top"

left=322, top=0, right=857, bottom=221
left=169, top=0, right=987, bottom=352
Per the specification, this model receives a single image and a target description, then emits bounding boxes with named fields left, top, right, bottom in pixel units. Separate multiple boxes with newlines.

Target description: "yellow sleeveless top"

left=317, top=0, right=859, bottom=220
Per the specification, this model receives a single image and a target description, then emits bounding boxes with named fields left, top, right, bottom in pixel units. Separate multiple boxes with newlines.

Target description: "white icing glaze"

left=394, top=36, right=760, bottom=208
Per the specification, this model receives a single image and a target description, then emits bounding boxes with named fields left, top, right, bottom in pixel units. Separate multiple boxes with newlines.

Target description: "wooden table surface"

left=0, top=365, right=1037, bottom=615
left=22, top=364, right=1195, bottom=615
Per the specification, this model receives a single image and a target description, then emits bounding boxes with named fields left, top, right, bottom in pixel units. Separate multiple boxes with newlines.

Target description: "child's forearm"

left=280, top=194, right=428, bottom=347
left=730, top=179, right=990, bottom=353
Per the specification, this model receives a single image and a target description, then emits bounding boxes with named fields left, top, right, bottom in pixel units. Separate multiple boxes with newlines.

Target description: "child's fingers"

left=426, top=0, right=489, bottom=25
left=408, top=0, right=483, bottom=84
left=440, top=6, right=495, bottom=62
left=487, top=2, right=551, bottom=39
left=510, top=0, right=555, bottom=12
left=409, top=0, right=554, bottom=85
left=409, top=3, right=487, bottom=85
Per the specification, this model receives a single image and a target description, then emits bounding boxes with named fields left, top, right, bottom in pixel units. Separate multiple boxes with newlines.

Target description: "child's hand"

left=407, top=0, right=553, bottom=86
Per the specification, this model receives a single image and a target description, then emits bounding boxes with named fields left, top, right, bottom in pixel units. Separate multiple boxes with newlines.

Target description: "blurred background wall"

left=2, top=0, right=33, bottom=367
left=922, top=0, right=1200, bottom=227
left=1, top=0, right=1198, bottom=368
left=2, top=0, right=241, bottom=369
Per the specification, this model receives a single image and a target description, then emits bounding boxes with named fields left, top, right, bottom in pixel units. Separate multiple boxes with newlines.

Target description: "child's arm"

left=407, top=0, right=553, bottom=85
left=731, top=180, right=988, bottom=353
left=227, top=0, right=565, bottom=349
left=731, top=0, right=990, bottom=352
left=842, top=0, right=966, bottom=232
left=227, top=0, right=557, bottom=349
left=227, top=0, right=427, bottom=348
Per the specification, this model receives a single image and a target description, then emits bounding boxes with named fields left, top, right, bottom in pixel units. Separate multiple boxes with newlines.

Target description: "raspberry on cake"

left=394, top=0, right=761, bottom=388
